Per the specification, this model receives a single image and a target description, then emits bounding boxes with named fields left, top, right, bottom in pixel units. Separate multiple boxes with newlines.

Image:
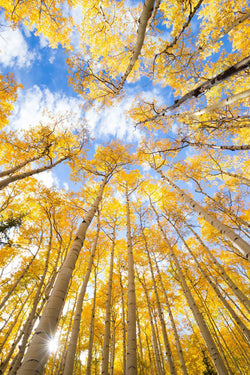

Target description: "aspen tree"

left=137, top=273, right=164, bottom=375
left=109, top=310, right=116, bottom=375
left=138, top=55, right=250, bottom=126
left=136, top=307, right=144, bottom=374
left=125, top=184, right=137, bottom=375
left=0, top=287, right=36, bottom=353
left=146, top=333, right=154, bottom=374
left=171, top=222, right=250, bottom=345
left=118, top=261, right=127, bottom=375
left=185, top=223, right=250, bottom=313
left=194, top=88, right=250, bottom=115
left=8, top=219, right=54, bottom=375
left=17, top=142, right=131, bottom=374
left=101, top=222, right=116, bottom=375
left=63, top=212, right=101, bottom=375
left=115, top=0, right=156, bottom=93
left=153, top=207, right=229, bottom=374
left=86, top=268, right=98, bottom=375
left=138, top=212, right=177, bottom=375
left=17, top=177, right=108, bottom=375
left=153, top=250, right=189, bottom=375
left=0, top=240, right=41, bottom=311
left=158, top=170, right=250, bottom=259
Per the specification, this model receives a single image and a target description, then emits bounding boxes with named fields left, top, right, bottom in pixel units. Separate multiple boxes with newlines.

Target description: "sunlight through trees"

left=0, top=0, right=249, bottom=374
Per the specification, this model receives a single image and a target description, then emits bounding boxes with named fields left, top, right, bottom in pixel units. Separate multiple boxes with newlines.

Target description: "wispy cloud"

left=35, top=170, right=59, bottom=188
left=85, top=95, right=142, bottom=143
left=0, top=16, right=36, bottom=68
left=10, top=85, right=84, bottom=130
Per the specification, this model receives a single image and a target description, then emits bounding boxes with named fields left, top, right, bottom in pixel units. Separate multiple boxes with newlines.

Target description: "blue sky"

left=0, top=10, right=147, bottom=188
left=0, top=5, right=175, bottom=190
left=0, top=2, right=244, bottom=193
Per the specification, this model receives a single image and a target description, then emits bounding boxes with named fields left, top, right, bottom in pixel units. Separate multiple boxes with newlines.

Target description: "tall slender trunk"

left=63, top=212, right=101, bottom=375
left=86, top=269, right=98, bottom=375
left=219, top=170, right=250, bottom=186
left=0, top=155, right=41, bottom=178
left=101, top=224, right=116, bottom=375
left=146, top=333, right=154, bottom=374
left=140, top=55, right=250, bottom=125
left=153, top=209, right=229, bottom=374
left=172, top=222, right=250, bottom=345
left=125, top=185, right=137, bottom=375
left=54, top=293, right=78, bottom=375
left=136, top=307, right=144, bottom=374
left=0, top=235, right=42, bottom=311
left=116, top=0, right=156, bottom=92
left=220, top=309, right=250, bottom=368
left=17, top=176, right=108, bottom=375
left=8, top=221, right=54, bottom=375
left=183, top=140, right=250, bottom=151
left=186, top=222, right=250, bottom=313
left=0, top=286, right=36, bottom=353
left=0, top=157, right=68, bottom=190
left=109, top=311, right=116, bottom=375
left=193, top=286, right=233, bottom=375
left=194, top=88, right=250, bottom=115
left=149, top=246, right=189, bottom=375
left=119, top=265, right=126, bottom=375
left=138, top=275, right=164, bottom=375
left=140, top=219, right=176, bottom=374
left=158, top=170, right=250, bottom=259
left=190, top=184, right=250, bottom=231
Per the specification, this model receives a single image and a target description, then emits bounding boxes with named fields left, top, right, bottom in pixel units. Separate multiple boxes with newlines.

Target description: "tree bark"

left=101, top=224, right=116, bottom=375
left=172, top=222, right=250, bottom=345
left=17, top=176, right=108, bottom=375
left=119, top=265, right=127, bottom=375
left=116, top=0, right=156, bottom=92
left=86, top=269, right=98, bottom=375
left=194, top=88, right=250, bottom=115
left=138, top=274, right=164, bottom=375
left=109, top=311, right=116, bottom=375
left=186, top=223, right=250, bottom=313
left=140, top=219, right=177, bottom=374
left=125, top=185, right=137, bottom=375
left=149, top=198, right=189, bottom=375
left=0, top=157, right=68, bottom=190
left=0, top=240, right=41, bottom=311
left=158, top=170, right=250, bottom=259
left=139, top=55, right=250, bottom=124
left=8, top=221, right=54, bottom=375
left=0, top=155, right=41, bottom=178
left=154, top=211, right=229, bottom=374
left=63, top=212, right=100, bottom=375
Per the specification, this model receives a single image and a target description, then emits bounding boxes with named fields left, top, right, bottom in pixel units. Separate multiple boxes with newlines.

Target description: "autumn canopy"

left=0, top=0, right=249, bottom=374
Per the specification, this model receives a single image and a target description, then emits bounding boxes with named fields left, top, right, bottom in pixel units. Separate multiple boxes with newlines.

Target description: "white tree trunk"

left=159, top=170, right=250, bottom=259
left=0, top=157, right=67, bottom=190
left=63, top=213, right=100, bottom=375
left=101, top=225, right=116, bottom=374
left=194, top=89, right=250, bottom=115
left=125, top=185, right=137, bottom=375
left=186, top=223, right=250, bottom=313
left=154, top=212, right=229, bottom=374
left=17, top=177, right=107, bottom=375
left=141, top=223, right=177, bottom=375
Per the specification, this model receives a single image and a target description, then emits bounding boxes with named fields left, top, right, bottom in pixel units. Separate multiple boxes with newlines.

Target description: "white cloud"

left=10, top=85, right=84, bottom=131
left=35, top=170, right=59, bottom=188
left=63, top=182, right=69, bottom=190
left=0, top=17, right=36, bottom=68
left=85, top=96, right=142, bottom=143
left=39, top=34, right=50, bottom=48
left=49, top=53, right=56, bottom=64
